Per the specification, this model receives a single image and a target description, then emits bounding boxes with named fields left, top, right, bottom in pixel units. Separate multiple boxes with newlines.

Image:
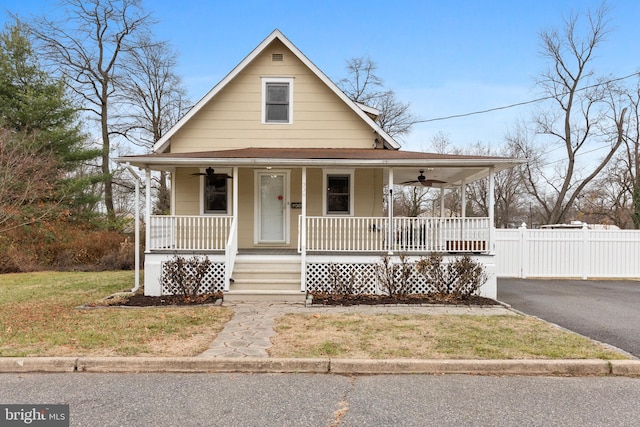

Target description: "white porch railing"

left=300, top=216, right=491, bottom=253
left=149, top=215, right=233, bottom=251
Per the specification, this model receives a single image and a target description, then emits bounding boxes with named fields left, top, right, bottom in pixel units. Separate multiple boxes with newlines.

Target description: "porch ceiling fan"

left=401, top=170, right=445, bottom=187
left=190, top=167, right=232, bottom=179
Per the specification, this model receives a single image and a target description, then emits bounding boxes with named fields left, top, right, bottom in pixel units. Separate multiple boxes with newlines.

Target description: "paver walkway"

left=198, top=302, right=513, bottom=358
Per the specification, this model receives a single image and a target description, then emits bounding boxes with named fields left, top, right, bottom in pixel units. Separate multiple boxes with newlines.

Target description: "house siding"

left=172, top=166, right=383, bottom=249
left=174, top=168, right=201, bottom=215
left=169, top=39, right=377, bottom=153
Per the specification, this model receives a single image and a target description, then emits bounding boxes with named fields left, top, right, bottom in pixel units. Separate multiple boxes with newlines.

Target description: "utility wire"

left=540, top=143, right=613, bottom=167
left=415, top=71, right=640, bottom=124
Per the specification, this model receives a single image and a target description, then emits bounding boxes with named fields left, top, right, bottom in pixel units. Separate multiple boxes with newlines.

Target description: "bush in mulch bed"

left=309, top=293, right=499, bottom=306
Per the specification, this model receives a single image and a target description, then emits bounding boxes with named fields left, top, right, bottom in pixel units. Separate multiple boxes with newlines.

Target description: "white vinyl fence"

left=495, top=226, right=640, bottom=279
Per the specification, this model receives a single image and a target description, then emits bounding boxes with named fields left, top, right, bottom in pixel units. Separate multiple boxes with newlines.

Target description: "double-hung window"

left=203, top=171, right=230, bottom=214
left=324, top=170, right=354, bottom=215
left=262, top=77, right=293, bottom=124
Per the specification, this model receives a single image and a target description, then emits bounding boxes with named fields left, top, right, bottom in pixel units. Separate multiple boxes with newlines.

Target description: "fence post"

left=519, top=222, right=527, bottom=279
left=582, top=223, right=589, bottom=280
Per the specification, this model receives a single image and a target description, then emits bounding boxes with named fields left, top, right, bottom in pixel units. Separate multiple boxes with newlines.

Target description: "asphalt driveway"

left=497, top=278, right=640, bottom=358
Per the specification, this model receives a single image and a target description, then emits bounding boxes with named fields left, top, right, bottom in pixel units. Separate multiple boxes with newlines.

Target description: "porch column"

left=170, top=169, right=176, bottom=216
left=233, top=166, right=238, bottom=219
left=488, top=167, right=496, bottom=254
left=387, top=168, right=394, bottom=254
left=440, top=185, right=445, bottom=217
left=461, top=179, right=467, bottom=218
left=145, top=167, right=152, bottom=250
left=300, top=167, right=307, bottom=292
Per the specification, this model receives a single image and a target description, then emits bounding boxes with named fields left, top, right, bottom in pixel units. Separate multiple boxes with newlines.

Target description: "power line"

left=538, top=143, right=614, bottom=167
left=415, top=71, right=640, bottom=124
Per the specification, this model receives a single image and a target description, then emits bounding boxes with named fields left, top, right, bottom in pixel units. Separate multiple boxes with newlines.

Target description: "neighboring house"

left=117, top=29, right=521, bottom=301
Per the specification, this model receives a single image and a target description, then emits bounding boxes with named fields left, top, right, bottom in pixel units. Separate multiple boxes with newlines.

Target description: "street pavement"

left=1, top=373, right=640, bottom=426
left=498, top=278, right=640, bottom=358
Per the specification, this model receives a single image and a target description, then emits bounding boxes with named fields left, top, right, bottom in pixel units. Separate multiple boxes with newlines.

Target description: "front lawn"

left=0, top=271, right=232, bottom=357
left=270, top=313, right=629, bottom=360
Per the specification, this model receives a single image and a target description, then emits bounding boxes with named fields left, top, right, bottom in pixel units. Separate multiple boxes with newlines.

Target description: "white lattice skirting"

left=306, top=262, right=443, bottom=295
left=160, top=260, right=225, bottom=295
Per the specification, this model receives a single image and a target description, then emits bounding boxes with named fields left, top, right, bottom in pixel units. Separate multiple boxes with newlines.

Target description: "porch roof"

left=116, top=147, right=525, bottom=187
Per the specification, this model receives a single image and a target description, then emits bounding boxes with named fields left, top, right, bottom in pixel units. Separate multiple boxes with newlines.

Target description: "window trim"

left=200, top=168, right=232, bottom=215
left=261, top=77, right=294, bottom=124
left=323, top=169, right=354, bottom=216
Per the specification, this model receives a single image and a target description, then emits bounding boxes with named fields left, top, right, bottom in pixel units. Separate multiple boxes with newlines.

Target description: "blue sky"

left=3, top=0, right=640, bottom=153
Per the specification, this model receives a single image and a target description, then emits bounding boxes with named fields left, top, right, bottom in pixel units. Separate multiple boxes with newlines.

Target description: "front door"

left=256, top=171, right=288, bottom=243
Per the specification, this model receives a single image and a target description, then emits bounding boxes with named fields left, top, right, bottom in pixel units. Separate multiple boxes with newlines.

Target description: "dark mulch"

left=310, top=293, right=499, bottom=306
left=104, top=292, right=496, bottom=307
left=120, top=293, right=223, bottom=307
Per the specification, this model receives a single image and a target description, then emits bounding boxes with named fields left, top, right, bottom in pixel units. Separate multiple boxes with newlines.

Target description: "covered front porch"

left=119, top=148, right=520, bottom=300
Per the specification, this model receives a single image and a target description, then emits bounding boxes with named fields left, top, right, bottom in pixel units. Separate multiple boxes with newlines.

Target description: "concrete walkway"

left=198, top=302, right=514, bottom=358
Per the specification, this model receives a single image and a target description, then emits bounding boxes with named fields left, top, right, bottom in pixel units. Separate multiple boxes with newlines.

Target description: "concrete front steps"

left=224, top=254, right=306, bottom=303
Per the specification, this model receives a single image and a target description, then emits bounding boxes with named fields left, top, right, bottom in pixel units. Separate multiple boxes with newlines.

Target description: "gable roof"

left=153, top=29, right=401, bottom=153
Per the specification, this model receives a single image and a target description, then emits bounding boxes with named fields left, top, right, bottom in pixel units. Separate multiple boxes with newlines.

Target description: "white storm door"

left=256, top=172, right=288, bottom=243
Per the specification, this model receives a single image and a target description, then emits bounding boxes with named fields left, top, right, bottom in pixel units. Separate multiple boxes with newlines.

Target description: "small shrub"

left=376, top=254, right=413, bottom=298
left=416, top=253, right=487, bottom=298
left=161, top=254, right=212, bottom=297
left=328, top=263, right=359, bottom=295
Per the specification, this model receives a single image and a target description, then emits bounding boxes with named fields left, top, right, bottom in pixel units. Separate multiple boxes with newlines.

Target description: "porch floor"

left=238, top=249, right=299, bottom=255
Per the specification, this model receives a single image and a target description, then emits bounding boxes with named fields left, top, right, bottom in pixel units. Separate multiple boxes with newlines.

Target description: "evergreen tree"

left=0, top=22, right=100, bottom=224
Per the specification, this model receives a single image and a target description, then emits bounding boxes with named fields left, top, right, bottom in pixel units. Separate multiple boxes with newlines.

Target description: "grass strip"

left=270, top=313, right=628, bottom=360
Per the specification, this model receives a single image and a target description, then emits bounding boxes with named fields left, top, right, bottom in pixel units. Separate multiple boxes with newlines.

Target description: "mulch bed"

left=310, top=293, right=500, bottom=306
left=99, top=292, right=497, bottom=307
left=119, top=293, right=223, bottom=307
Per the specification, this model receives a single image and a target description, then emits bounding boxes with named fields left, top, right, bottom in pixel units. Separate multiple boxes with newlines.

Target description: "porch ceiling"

left=116, top=147, right=524, bottom=187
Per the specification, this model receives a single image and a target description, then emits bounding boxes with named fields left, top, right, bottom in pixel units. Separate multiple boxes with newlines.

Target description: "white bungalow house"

left=117, top=29, right=522, bottom=301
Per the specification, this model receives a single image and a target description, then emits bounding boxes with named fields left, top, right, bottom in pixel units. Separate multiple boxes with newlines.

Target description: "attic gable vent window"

left=272, top=53, right=284, bottom=61
left=262, top=77, right=294, bottom=124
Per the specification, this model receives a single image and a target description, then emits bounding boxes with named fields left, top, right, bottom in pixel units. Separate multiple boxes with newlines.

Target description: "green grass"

left=270, top=313, right=629, bottom=360
left=0, top=271, right=232, bottom=357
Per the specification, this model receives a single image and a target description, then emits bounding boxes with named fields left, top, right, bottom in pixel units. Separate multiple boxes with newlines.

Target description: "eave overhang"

left=116, top=148, right=525, bottom=188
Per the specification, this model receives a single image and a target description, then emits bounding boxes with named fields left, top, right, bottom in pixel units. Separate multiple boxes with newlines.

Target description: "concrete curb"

left=329, top=359, right=613, bottom=375
left=2, top=357, right=640, bottom=376
left=0, top=357, right=77, bottom=373
left=610, top=360, right=640, bottom=376
left=76, top=357, right=329, bottom=373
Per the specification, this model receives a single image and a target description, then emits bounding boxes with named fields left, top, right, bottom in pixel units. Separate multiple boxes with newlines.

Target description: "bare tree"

left=466, top=142, right=528, bottom=228
left=393, top=186, right=437, bottom=217
left=338, top=57, right=417, bottom=139
left=617, top=77, right=640, bottom=228
left=573, top=172, right=632, bottom=227
left=118, top=36, right=189, bottom=214
left=521, top=4, right=626, bottom=224
left=29, top=0, right=153, bottom=222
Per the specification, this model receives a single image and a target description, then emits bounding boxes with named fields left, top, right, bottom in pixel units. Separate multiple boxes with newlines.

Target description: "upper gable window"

left=262, top=77, right=294, bottom=124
